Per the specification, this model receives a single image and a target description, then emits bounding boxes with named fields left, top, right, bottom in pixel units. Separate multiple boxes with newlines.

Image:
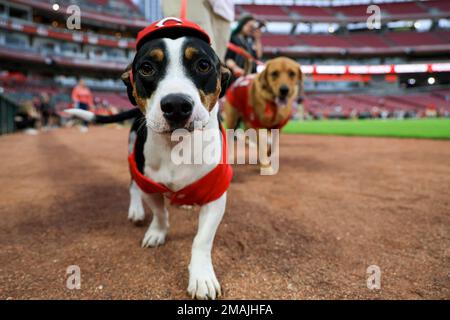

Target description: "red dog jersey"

left=128, top=125, right=233, bottom=206
left=226, top=75, right=290, bottom=130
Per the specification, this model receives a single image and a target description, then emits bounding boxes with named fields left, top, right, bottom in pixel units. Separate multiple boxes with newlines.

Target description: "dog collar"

left=128, top=125, right=232, bottom=206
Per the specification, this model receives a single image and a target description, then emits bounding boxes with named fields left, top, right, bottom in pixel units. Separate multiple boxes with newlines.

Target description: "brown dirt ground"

left=0, top=126, right=449, bottom=300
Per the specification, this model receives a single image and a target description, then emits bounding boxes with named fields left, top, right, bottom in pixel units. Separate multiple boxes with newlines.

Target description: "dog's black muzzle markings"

left=160, top=93, right=194, bottom=128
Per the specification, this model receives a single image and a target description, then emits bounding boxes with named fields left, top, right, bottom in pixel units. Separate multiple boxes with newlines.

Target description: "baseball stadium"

left=0, top=0, right=449, bottom=301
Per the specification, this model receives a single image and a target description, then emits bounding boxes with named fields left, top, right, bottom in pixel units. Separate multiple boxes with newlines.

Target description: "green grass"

left=282, top=118, right=450, bottom=139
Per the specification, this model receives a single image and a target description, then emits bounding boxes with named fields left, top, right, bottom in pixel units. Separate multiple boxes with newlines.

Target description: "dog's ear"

left=121, top=64, right=137, bottom=106
left=258, top=61, right=271, bottom=92
left=296, top=63, right=305, bottom=100
left=297, top=63, right=303, bottom=82
left=219, top=64, right=232, bottom=98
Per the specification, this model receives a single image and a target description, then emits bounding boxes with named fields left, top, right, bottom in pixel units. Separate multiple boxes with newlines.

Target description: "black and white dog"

left=66, top=20, right=231, bottom=299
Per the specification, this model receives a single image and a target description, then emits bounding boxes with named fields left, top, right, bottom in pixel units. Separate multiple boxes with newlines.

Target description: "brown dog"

left=223, top=57, right=302, bottom=172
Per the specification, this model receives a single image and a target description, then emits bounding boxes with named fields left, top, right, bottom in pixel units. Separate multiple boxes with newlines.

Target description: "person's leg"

left=160, top=0, right=230, bottom=60
left=160, top=0, right=182, bottom=17
left=77, top=103, right=89, bottom=130
left=211, top=13, right=231, bottom=61
left=161, top=0, right=214, bottom=47
left=188, top=0, right=214, bottom=44
left=42, top=111, right=49, bottom=127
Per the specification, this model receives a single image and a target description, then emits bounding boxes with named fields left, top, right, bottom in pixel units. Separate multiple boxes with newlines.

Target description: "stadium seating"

left=432, top=30, right=450, bottom=42
left=290, top=6, right=334, bottom=18
left=4, top=75, right=448, bottom=120
left=238, top=5, right=289, bottom=19
left=262, top=34, right=296, bottom=48
left=1, top=0, right=448, bottom=123
left=46, top=0, right=142, bottom=19
left=384, top=31, right=446, bottom=47
left=238, top=0, right=450, bottom=22
left=423, top=0, right=450, bottom=12
left=1, top=79, right=132, bottom=112
left=380, top=1, right=426, bottom=15
left=344, top=33, right=391, bottom=48
left=303, top=91, right=450, bottom=119
left=260, top=31, right=450, bottom=54
left=333, top=5, right=370, bottom=18
left=2, top=0, right=449, bottom=63
left=12, top=0, right=147, bottom=28
left=294, top=34, right=352, bottom=48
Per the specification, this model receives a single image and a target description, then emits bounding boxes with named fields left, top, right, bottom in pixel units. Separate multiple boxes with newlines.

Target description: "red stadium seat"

left=294, top=34, right=352, bottom=48
left=290, top=6, right=334, bottom=18
left=346, top=34, right=391, bottom=48
left=380, top=2, right=426, bottom=15
left=304, top=91, right=450, bottom=119
left=262, top=34, right=296, bottom=47
left=333, top=5, right=369, bottom=18
left=239, top=5, right=288, bottom=18
left=421, top=0, right=450, bottom=13
left=384, top=31, right=446, bottom=46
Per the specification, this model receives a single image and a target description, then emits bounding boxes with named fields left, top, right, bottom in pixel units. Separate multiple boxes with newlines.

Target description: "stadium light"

left=52, top=3, right=60, bottom=11
left=427, top=77, right=436, bottom=85
left=408, top=78, right=416, bottom=85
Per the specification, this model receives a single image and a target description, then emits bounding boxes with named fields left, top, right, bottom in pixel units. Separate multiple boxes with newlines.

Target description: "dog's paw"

left=187, top=263, right=221, bottom=300
left=260, top=165, right=275, bottom=176
left=128, top=201, right=145, bottom=224
left=141, top=226, right=167, bottom=248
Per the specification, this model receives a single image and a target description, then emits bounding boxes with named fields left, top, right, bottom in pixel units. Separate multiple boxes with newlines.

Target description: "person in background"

left=15, top=100, right=39, bottom=135
left=71, top=79, right=93, bottom=133
left=225, top=15, right=264, bottom=81
left=38, top=93, right=54, bottom=130
left=161, top=0, right=234, bottom=61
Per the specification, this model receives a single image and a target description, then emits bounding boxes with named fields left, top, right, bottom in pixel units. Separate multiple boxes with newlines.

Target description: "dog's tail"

left=64, top=108, right=142, bottom=124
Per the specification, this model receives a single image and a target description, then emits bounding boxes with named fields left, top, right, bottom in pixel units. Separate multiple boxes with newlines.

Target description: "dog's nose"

left=279, top=85, right=289, bottom=97
left=160, top=94, right=193, bottom=125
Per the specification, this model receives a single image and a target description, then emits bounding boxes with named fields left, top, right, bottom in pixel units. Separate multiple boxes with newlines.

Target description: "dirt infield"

left=0, top=126, right=449, bottom=299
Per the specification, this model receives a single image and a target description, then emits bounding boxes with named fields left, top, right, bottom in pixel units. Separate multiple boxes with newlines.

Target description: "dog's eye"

left=288, top=71, right=296, bottom=79
left=139, top=62, right=155, bottom=76
left=271, top=71, right=279, bottom=78
left=196, top=59, right=212, bottom=73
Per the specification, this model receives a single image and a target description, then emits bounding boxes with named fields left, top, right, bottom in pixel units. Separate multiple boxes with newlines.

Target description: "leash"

left=180, top=0, right=187, bottom=19
left=227, top=42, right=264, bottom=66
left=179, top=0, right=264, bottom=67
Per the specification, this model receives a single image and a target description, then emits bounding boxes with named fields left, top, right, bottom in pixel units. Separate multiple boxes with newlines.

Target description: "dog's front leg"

left=187, top=192, right=226, bottom=300
left=128, top=180, right=145, bottom=224
left=141, top=193, right=169, bottom=248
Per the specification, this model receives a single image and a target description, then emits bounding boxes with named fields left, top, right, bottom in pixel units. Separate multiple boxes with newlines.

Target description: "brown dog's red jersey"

left=226, top=75, right=290, bottom=130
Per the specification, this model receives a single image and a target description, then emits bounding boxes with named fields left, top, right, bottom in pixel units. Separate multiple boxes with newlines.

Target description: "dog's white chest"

left=143, top=126, right=221, bottom=192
